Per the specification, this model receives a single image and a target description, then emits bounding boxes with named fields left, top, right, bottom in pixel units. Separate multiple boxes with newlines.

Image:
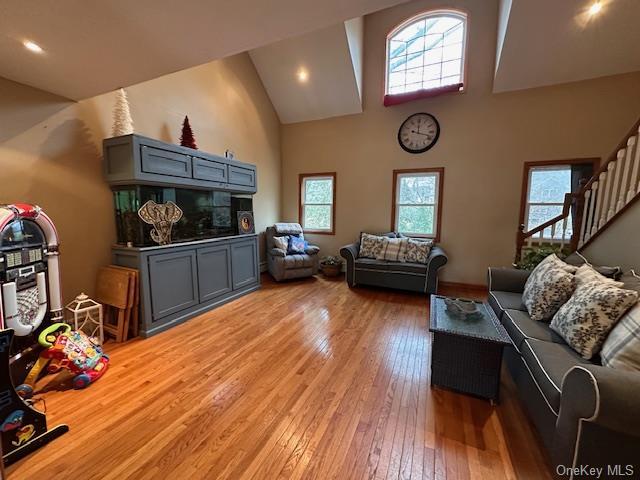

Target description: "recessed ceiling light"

left=297, top=68, right=309, bottom=83
left=588, top=1, right=602, bottom=16
left=23, top=40, right=44, bottom=54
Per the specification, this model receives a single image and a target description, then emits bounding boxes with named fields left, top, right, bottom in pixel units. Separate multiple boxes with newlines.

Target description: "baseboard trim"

left=439, top=281, right=488, bottom=293
left=260, top=261, right=268, bottom=273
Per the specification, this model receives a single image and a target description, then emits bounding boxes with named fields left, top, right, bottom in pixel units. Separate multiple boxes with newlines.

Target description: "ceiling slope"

left=0, top=0, right=408, bottom=100
left=495, top=0, right=640, bottom=92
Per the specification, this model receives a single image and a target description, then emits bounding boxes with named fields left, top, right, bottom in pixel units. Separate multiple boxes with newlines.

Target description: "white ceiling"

left=0, top=0, right=407, bottom=100
left=249, top=19, right=364, bottom=124
left=495, top=0, right=640, bottom=92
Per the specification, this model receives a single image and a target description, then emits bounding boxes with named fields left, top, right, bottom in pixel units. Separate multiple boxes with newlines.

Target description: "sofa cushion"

left=354, top=259, right=429, bottom=275
left=354, top=258, right=389, bottom=271
left=551, top=281, right=639, bottom=359
left=523, top=255, right=576, bottom=322
left=388, top=261, right=428, bottom=274
left=488, top=291, right=526, bottom=320
left=503, top=309, right=564, bottom=351
left=283, top=254, right=316, bottom=269
left=521, top=338, right=593, bottom=414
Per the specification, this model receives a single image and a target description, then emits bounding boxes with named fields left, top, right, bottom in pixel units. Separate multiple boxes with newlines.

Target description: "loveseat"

left=340, top=232, right=447, bottom=294
left=266, top=224, right=320, bottom=281
left=488, top=267, right=640, bottom=478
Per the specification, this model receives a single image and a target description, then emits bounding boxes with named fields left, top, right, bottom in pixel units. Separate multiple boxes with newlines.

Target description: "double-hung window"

left=392, top=168, right=443, bottom=240
left=299, top=173, right=336, bottom=234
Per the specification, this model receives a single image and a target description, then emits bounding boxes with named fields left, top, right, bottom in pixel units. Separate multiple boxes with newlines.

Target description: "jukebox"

left=0, top=204, right=68, bottom=466
left=0, top=204, right=63, bottom=379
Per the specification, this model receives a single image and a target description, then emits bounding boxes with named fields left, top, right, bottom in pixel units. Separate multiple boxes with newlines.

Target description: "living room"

left=0, top=0, right=639, bottom=478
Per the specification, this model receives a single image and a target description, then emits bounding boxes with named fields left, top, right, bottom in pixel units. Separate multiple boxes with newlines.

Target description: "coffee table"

left=429, top=295, right=511, bottom=404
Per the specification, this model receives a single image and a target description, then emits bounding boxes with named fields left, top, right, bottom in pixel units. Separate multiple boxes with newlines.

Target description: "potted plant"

left=320, top=255, right=343, bottom=277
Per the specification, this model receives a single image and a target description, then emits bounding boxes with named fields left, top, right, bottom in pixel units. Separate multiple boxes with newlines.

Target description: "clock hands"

left=411, top=129, right=432, bottom=138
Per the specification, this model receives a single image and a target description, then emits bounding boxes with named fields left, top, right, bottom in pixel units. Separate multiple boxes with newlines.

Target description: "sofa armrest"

left=554, top=365, right=640, bottom=468
left=340, top=242, right=360, bottom=287
left=425, top=246, right=447, bottom=294
left=487, top=267, right=530, bottom=294
left=305, top=245, right=320, bottom=255
left=270, top=248, right=287, bottom=257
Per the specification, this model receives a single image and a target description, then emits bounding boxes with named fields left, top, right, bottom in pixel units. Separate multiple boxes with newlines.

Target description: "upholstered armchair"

left=266, top=223, right=320, bottom=281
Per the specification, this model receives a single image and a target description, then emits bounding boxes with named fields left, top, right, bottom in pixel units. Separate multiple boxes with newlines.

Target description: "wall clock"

left=397, top=113, right=440, bottom=154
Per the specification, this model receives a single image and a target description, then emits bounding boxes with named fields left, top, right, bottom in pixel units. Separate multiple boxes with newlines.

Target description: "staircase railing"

left=516, top=117, right=640, bottom=261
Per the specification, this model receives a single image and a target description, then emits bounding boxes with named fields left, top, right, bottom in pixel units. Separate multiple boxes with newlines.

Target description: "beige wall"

left=280, top=0, right=640, bottom=285
left=0, top=53, right=281, bottom=302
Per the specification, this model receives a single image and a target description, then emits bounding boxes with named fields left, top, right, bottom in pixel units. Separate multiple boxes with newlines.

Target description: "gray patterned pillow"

left=550, top=282, right=639, bottom=359
left=359, top=233, right=385, bottom=259
left=601, top=303, right=640, bottom=372
left=404, top=238, right=433, bottom=264
left=523, top=259, right=575, bottom=322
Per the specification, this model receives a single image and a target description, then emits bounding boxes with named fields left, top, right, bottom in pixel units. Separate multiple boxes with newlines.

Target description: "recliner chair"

left=266, top=223, right=320, bottom=281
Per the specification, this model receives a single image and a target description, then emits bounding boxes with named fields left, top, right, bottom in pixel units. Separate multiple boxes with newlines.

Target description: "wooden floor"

left=9, top=275, right=552, bottom=479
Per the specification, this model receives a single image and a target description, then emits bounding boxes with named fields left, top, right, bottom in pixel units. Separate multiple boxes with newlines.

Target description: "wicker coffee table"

left=429, top=295, right=511, bottom=404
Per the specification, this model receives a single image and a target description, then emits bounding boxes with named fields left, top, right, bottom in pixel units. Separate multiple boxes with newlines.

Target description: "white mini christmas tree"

left=112, top=88, right=134, bottom=136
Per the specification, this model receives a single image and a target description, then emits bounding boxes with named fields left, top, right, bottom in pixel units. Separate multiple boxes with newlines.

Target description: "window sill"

left=383, top=83, right=464, bottom=107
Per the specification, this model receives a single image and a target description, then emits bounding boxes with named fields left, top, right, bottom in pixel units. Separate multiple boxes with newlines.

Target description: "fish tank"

left=113, top=186, right=253, bottom=247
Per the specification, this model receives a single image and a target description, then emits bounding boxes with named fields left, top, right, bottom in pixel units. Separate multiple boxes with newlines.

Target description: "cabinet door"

left=192, top=157, right=228, bottom=183
left=228, top=166, right=256, bottom=187
left=148, top=250, right=199, bottom=320
left=141, top=145, right=192, bottom=178
left=197, top=244, right=232, bottom=302
left=231, top=239, right=259, bottom=290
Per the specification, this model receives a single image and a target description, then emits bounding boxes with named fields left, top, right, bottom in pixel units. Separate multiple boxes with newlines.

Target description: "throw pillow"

left=404, top=238, right=432, bottom=264
left=287, top=235, right=306, bottom=254
left=273, top=235, right=289, bottom=251
left=376, top=237, right=408, bottom=262
left=359, top=233, right=386, bottom=259
left=601, top=302, right=640, bottom=372
left=574, top=264, right=624, bottom=288
left=550, top=282, right=639, bottom=359
left=523, top=258, right=575, bottom=322
left=564, top=252, right=622, bottom=279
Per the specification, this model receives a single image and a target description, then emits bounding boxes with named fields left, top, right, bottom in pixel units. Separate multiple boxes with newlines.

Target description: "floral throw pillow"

left=523, top=259, right=575, bottom=322
left=551, top=282, right=638, bottom=360
left=359, top=233, right=386, bottom=259
left=404, top=238, right=433, bottom=264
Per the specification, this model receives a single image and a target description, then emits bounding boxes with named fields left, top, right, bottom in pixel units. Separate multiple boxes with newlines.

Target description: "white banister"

left=617, top=137, right=635, bottom=211
left=578, top=189, right=591, bottom=247
left=611, top=148, right=626, bottom=214
left=628, top=126, right=640, bottom=202
left=603, top=161, right=616, bottom=223
left=591, top=177, right=604, bottom=236
left=560, top=217, right=568, bottom=248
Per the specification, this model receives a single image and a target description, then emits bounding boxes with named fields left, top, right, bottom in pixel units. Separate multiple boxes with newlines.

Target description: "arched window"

left=385, top=10, right=467, bottom=105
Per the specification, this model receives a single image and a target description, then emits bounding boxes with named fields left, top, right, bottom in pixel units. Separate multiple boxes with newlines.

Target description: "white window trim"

left=385, top=10, right=468, bottom=96
left=524, top=165, right=572, bottom=241
left=394, top=171, right=440, bottom=238
left=301, top=175, right=334, bottom=233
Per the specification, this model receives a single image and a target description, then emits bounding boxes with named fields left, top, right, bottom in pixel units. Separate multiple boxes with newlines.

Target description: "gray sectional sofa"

left=340, top=233, right=447, bottom=294
left=488, top=267, right=640, bottom=478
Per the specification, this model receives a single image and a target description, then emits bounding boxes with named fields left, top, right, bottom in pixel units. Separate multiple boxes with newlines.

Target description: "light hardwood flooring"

left=8, top=275, right=552, bottom=479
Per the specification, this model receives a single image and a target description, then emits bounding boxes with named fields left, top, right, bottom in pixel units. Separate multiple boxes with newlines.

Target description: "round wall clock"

left=397, top=113, right=440, bottom=154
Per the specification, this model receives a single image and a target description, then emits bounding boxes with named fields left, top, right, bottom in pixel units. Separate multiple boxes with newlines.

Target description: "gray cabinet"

left=148, top=250, right=199, bottom=320
left=231, top=240, right=259, bottom=289
left=197, top=244, right=232, bottom=302
left=113, top=234, right=260, bottom=337
left=104, top=134, right=256, bottom=193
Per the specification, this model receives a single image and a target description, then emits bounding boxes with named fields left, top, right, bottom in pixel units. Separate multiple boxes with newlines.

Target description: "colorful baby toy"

left=16, top=323, right=109, bottom=398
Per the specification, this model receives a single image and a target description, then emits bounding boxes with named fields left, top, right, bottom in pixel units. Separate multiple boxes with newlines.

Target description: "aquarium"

left=113, top=186, right=253, bottom=247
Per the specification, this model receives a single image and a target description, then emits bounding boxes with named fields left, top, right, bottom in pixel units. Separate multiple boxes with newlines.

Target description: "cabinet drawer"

left=141, top=145, right=192, bottom=178
left=192, top=157, right=228, bottom=183
left=228, top=165, right=256, bottom=187
left=148, top=250, right=199, bottom=320
left=197, top=244, right=232, bottom=302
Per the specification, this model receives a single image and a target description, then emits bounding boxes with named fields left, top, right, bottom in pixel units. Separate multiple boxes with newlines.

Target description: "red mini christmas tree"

left=180, top=116, right=197, bottom=149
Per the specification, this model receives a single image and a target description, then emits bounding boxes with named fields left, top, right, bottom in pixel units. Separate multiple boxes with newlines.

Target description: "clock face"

left=398, top=113, right=440, bottom=154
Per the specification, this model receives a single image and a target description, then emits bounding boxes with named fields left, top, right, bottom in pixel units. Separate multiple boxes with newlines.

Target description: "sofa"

left=266, top=224, right=320, bottom=281
left=340, top=232, right=447, bottom=294
left=488, top=267, right=640, bottom=477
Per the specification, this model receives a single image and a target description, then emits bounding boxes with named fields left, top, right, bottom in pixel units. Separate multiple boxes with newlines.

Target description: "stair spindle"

left=603, top=161, right=616, bottom=223
left=617, top=137, right=635, bottom=211
left=578, top=189, right=591, bottom=247
left=628, top=126, right=640, bottom=202
left=559, top=218, right=567, bottom=248
left=611, top=148, right=626, bottom=214
left=550, top=222, right=556, bottom=241
left=591, top=176, right=604, bottom=236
